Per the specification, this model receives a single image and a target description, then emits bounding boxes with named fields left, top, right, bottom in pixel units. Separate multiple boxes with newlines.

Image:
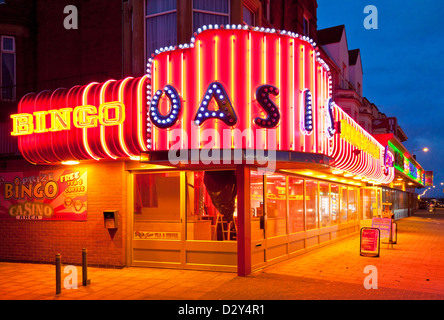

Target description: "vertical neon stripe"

left=198, top=39, right=202, bottom=148
left=248, top=32, right=252, bottom=148
left=99, top=80, right=117, bottom=159
left=137, top=75, right=148, bottom=151
left=181, top=52, right=186, bottom=150
left=291, top=38, right=295, bottom=151
left=118, top=77, right=133, bottom=157
left=231, top=34, right=235, bottom=148
left=263, top=35, right=267, bottom=149
left=167, top=53, right=171, bottom=147
left=214, top=35, right=219, bottom=147
left=277, top=37, right=281, bottom=150
left=152, top=59, right=157, bottom=150
left=82, top=82, right=100, bottom=160
left=312, top=50, right=316, bottom=153
left=300, top=45, right=305, bottom=152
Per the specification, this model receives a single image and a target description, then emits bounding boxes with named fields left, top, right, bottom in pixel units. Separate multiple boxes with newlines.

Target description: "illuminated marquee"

left=12, top=77, right=148, bottom=164
left=11, top=102, right=125, bottom=135
left=11, top=25, right=394, bottom=184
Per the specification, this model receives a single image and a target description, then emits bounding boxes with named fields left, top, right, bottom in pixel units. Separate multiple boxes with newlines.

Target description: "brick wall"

left=0, top=160, right=129, bottom=268
left=35, top=0, right=123, bottom=91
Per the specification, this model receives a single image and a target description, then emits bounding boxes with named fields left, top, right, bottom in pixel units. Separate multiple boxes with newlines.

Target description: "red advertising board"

left=360, top=227, right=380, bottom=257
left=0, top=169, right=87, bottom=220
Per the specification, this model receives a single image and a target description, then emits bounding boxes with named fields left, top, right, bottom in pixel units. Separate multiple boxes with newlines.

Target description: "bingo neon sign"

left=11, top=25, right=393, bottom=184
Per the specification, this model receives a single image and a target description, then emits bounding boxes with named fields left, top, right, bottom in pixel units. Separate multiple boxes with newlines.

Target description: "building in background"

left=0, top=0, right=429, bottom=276
left=317, top=24, right=426, bottom=219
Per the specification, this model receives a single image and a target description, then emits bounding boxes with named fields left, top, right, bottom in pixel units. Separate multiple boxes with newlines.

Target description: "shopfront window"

left=133, top=172, right=181, bottom=240
left=348, top=187, right=357, bottom=221
left=361, top=188, right=372, bottom=220
left=266, top=174, right=287, bottom=237
left=251, top=171, right=265, bottom=240
left=341, top=186, right=348, bottom=223
left=288, top=177, right=304, bottom=233
left=319, top=182, right=330, bottom=227
left=305, top=180, right=318, bottom=230
left=331, top=184, right=339, bottom=224
left=186, top=171, right=237, bottom=241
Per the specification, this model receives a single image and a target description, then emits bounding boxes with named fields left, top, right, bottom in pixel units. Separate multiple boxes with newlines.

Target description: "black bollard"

left=82, top=248, right=90, bottom=286
left=55, top=253, right=61, bottom=295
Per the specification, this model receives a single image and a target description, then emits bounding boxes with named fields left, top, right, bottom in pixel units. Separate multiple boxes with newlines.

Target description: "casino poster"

left=0, top=169, right=87, bottom=220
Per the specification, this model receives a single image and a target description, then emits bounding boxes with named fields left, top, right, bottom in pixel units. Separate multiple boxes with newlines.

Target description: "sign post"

left=360, top=227, right=380, bottom=257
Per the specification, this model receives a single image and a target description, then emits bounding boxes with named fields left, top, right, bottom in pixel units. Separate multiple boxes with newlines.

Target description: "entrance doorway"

left=130, top=171, right=238, bottom=272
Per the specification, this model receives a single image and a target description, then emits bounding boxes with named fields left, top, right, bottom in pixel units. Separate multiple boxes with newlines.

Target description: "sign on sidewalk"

left=360, top=227, right=380, bottom=257
left=371, top=218, right=392, bottom=240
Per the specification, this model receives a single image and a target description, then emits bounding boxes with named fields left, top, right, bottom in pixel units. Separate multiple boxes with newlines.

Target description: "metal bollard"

left=55, top=253, right=61, bottom=295
left=82, top=248, right=90, bottom=286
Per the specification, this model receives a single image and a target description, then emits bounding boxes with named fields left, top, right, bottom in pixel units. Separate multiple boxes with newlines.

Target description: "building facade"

left=0, top=0, right=428, bottom=276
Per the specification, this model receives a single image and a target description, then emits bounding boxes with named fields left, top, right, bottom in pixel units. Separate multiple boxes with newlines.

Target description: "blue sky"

left=316, top=0, right=444, bottom=197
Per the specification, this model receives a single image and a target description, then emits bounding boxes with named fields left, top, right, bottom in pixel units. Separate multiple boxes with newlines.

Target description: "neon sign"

left=11, top=26, right=394, bottom=184
left=12, top=76, right=148, bottom=164
left=11, top=102, right=125, bottom=135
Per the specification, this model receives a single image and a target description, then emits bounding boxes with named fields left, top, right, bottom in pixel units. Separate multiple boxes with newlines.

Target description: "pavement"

left=1, top=209, right=444, bottom=304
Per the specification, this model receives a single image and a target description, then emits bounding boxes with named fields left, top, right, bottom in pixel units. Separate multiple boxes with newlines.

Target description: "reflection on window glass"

left=243, top=5, right=255, bottom=26
left=361, top=188, right=372, bottom=220
left=305, top=180, right=318, bottom=230
left=331, top=184, right=339, bottom=224
left=348, top=188, right=356, bottom=221
left=186, top=171, right=237, bottom=241
left=146, top=12, right=177, bottom=57
left=319, top=182, right=330, bottom=227
left=192, top=0, right=229, bottom=33
left=266, top=174, right=287, bottom=237
left=250, top=171, right=264, bottom=240
left=288, top=177, right=304, bottom=232
left=133, top=173, right=181, bottom=240
left=341, top=187, right=348, bottom=223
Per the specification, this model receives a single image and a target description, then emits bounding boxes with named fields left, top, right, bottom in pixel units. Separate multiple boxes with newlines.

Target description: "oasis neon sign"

left=11, top=26, right=394, bottom=184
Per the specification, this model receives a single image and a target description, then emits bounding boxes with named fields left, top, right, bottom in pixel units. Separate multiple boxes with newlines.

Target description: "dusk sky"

left=316, top=0, right=444, bottom=197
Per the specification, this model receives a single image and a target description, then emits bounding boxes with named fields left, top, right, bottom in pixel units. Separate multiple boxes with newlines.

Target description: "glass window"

left=1, top=36, right=15, bottom=101
left=319, top=182, right=330, bottom=227
left=243, top=5, right=255, bottom=26
left=331, top=184, right=339, bottom=224
left=186, top=171, right=237, bottom=241
left=288, top=177, right=304, bottom=233
left=305, top=180, right=318, bottom=230
left=251, top=171, right=264, bottom=240
left=145, top=0, right=177, bottom=58
left=193, top=0, right=229, bottom=33
left=341, top=186, right=348, bottom=223
left=361, top=188, right=372, bottom=220
left=303, top=17, right=309, bottom=35
left=348, top=187, right=357, bottom=221
left=133, top=172, right=181, bottom=240
left=266, top=174, right=287, bottom=237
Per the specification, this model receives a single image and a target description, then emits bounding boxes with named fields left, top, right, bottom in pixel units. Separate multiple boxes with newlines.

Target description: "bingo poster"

left=0, top=169, right=87, bottom=220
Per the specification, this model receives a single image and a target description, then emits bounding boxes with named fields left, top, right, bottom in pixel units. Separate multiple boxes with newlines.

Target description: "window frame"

left=0, top=35, right=16, bottom=102
left=192, top=0, right=230, bottom=33
left=144, top=1, right=178, bottom=68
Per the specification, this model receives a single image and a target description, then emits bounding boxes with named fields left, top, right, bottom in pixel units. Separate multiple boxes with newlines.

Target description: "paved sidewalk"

left=1, top=210, right=444, bottom=301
